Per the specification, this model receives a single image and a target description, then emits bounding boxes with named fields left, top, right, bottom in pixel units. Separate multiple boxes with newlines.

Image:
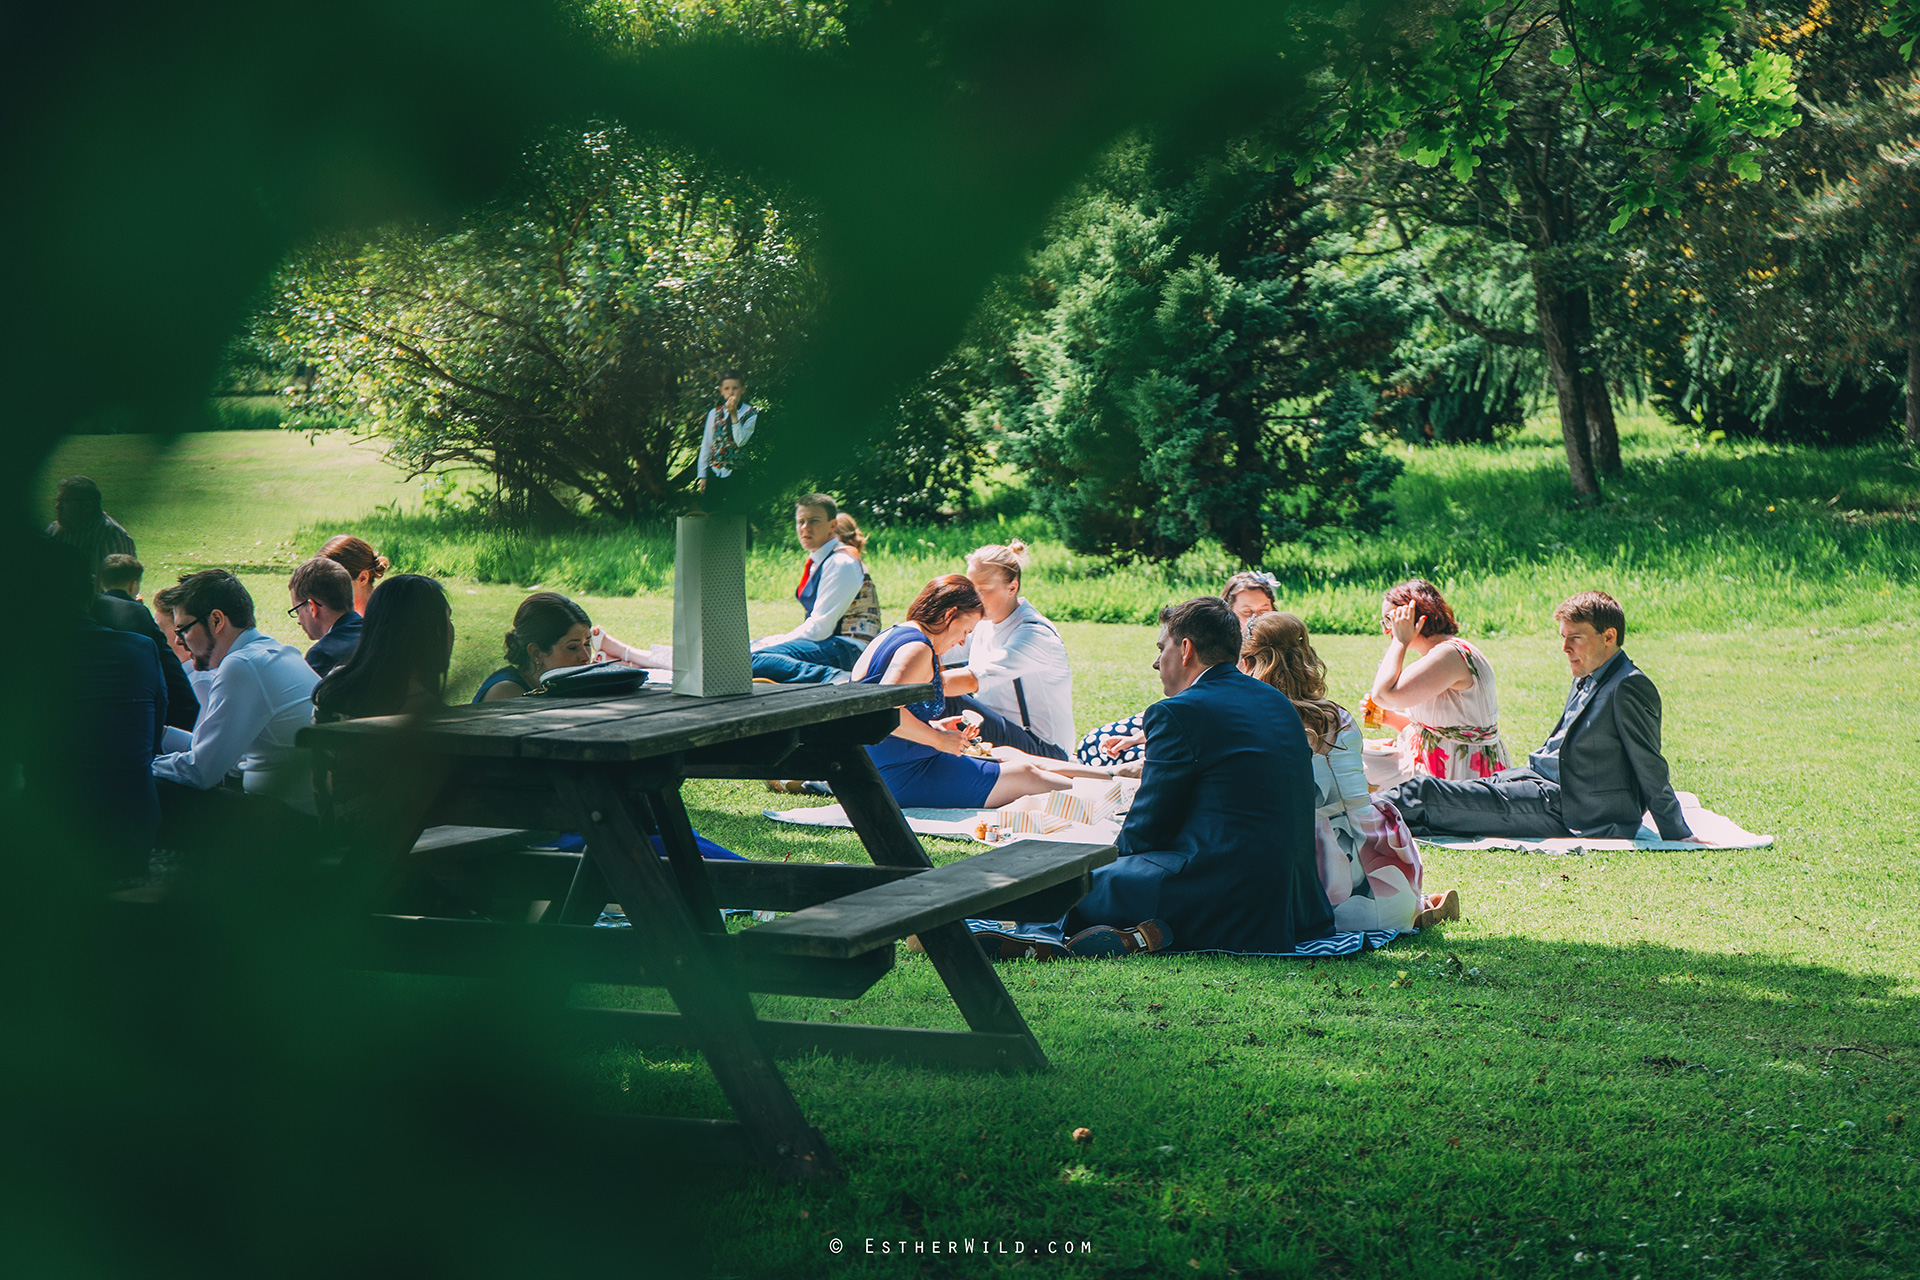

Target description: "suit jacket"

left=305, top=610, right=363, bottom=677
left=1546, top=651, right=1691, bottom=840
left=91, top=591, right=198, bottom=731
left=1074, top=664, right=1333, bottom=952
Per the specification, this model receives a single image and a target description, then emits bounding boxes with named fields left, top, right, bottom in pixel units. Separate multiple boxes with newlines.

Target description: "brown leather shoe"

left=1416, top=889, right=1461, bottom=928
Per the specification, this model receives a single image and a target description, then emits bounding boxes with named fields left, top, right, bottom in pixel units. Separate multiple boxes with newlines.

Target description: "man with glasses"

left=287, top=555, right=362, bottom=677
left=152, top=569, right=321, bottom=855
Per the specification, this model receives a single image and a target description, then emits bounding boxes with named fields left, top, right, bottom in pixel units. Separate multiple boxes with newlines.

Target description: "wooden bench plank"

left=518, top=683, right=937, bottom=762
left=738, top=839, right=1117, bottom=959
left=352, top=915, right=896, bottom=999
left=408, top=826, right=543, bottom=858
left=300, top=683, right=930, bottom=762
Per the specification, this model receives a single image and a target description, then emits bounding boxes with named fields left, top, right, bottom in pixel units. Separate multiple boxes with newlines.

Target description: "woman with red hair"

left=1366, top=579, right=1510, bottom=783
left=854, top=575, right=1076, bottom=809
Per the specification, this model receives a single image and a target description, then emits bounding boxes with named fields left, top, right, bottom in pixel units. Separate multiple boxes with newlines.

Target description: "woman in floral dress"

left=1242, top=613, right=1454, bottom=933
left=1365, top=579, right=1511, bottom=784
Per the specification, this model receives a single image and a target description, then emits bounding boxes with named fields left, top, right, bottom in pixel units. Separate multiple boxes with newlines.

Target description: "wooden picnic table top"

left=297, top=679, right=938, bottom=763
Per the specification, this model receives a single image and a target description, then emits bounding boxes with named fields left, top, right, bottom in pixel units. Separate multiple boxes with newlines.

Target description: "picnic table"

left=298, top=681, right=1115, bottom=1183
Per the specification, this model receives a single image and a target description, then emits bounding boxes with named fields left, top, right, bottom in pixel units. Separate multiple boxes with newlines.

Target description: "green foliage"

left=978, top=142, right=1408, bottom=565
left=254, top=126, right=819, bottom=521
left=1613, top=0, right=1917, bottom=445
left=1313, top=0, right=1801, bottom=224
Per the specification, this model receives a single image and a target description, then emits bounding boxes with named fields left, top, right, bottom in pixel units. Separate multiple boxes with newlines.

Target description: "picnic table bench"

left=299, top=681, right=1115, bottom=1183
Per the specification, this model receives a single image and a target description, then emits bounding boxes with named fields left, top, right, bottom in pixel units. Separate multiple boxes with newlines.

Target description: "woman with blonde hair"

left=1242, top=612, right=1458, bottom=932
left=939, top=539, right=1075, bottom=760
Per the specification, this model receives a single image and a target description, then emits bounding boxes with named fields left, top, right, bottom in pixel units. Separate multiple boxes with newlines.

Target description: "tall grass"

left=326, top=413, right=1920, bottom=635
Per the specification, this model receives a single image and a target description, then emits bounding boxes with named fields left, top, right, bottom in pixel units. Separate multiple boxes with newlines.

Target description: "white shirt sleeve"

left=696, top=409, right=718, bottom=478
left=733, top=406, right=758, bottom=449
left=756, top=549, right=863, bottom=647
left=967, top=613, right=1050, bottom=688
left=152, top=657, right=274, bottom=790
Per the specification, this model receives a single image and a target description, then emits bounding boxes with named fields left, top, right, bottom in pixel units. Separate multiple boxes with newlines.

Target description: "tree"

left=976, top=141, right=1407, bottom=564
left=1313, top=0, right=1800, bottom=495
left=1612, top=1, right=1919, bottom=447
left=255, top=128, right=819, bottom=520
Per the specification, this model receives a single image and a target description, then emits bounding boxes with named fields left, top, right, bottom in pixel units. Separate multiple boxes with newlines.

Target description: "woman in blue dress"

left=855, top=575, right=1078, bottom=809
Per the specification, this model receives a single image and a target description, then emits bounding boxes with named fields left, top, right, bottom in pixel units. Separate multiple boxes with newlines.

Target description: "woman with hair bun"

left=474, top=592, right=594, bottom=702
left=320, top=535, right=391, bottom=617
left=1366, top=578, right=1510, bottom=784
left=854, top=575, right=1077, bottom=809
left=1242, top=612, right=1457, bottom=932
left=832, top=512, right=868, bottom=559
left=939, top=539, right=1075, bottom=760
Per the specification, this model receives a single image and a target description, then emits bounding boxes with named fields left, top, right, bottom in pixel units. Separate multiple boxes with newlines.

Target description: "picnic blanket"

left=1417, top=792, right=1771, bottom=852
left=965, top=917, right=1412, bottom=959
left=765, top=776, right=1136, bottom=847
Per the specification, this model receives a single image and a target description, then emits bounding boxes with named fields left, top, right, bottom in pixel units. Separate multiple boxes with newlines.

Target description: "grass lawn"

left=33, top=426, right=1920, bottom=1277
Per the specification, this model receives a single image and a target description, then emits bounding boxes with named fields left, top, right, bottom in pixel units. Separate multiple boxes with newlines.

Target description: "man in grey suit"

left=1385, top=591, right=1703, bottom=843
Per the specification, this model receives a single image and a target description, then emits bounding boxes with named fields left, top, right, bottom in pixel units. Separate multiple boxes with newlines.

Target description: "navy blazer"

left=92, top=590, right=198, bottom=731
left=1072, top=664, right=1333, bottom=952
left=305, top=610, right=363, bottom=677
left=1542, top=651, right=1691, bottom=840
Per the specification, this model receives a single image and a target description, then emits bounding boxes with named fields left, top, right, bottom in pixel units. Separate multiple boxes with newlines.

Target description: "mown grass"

left=41, top=411, right=1920, bottom=638
left=31, top=420, right=1920, bottom=1277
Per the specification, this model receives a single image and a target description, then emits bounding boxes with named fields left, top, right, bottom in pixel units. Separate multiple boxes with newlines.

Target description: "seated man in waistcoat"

left=1384, top=591, right=1704, bottom=843
left=749, top=493, right=882, bottom=685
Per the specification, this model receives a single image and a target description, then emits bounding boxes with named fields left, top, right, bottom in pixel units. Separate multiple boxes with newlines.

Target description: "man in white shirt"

left=749, top=494, right=882, bottom=684
left=943, top=544, right=1074, bottom=759
left=152, top=569, right=321, bottom=853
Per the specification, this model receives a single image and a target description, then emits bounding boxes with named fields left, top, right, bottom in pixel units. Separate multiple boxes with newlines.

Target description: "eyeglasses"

left=287, top=599, right=312, bottom=620
left=173, top=616, right=206, bottom=644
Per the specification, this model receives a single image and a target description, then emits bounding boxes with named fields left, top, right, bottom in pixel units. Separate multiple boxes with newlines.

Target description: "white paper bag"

left=671, top=514, right=753, bottom=697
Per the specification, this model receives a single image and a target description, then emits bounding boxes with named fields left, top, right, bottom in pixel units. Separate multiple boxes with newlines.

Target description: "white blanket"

left=766, top=791, right=1770, bottom=853
left=1415, top=792, right=1772, bottom=852
left=762, top=803, right=1122, bottom=848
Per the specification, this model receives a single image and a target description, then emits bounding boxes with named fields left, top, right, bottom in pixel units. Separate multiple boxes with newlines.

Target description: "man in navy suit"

left=1386, top=591, right=1703, bottom=843
left=1064, top=596, right=1334, bottom=954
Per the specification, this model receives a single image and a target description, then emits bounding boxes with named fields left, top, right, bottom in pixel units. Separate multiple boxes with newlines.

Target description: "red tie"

left=796, top=556, right=813, bottom=599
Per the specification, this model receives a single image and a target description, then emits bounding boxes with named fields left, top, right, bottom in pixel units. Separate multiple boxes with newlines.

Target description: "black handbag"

left=539, top=662, right=647, bottom=697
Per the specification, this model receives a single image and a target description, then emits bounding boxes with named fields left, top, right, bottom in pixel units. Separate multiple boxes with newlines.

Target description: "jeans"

left=750, top=635, right=864, bottom=684
left=1383, top=768, right=1572, bottom=839
left=941, top=694, right=1069, bottom=761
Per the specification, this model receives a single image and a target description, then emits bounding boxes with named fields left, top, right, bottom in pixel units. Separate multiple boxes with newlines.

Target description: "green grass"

left=32, top=421, right=1920, bottom=1277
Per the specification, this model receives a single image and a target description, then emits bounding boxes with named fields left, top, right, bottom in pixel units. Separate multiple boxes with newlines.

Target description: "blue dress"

left=473, top=666, right=532, bottom=703
left=859, top=624, right=1001, bottom=809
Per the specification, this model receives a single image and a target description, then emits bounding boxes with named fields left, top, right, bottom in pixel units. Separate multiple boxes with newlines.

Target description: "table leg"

left=646, top=788, right=726, bottom=932
left=554, top=768, right=839, bottom=1182
left=823, top=743, right=1048, bottom=1070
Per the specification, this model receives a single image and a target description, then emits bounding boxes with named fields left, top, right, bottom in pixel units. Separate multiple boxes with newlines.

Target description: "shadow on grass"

left=581, top=932, right=1917, bottom=1277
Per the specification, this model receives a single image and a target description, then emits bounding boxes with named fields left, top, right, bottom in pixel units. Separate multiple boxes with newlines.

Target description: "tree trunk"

left=1571, top=287, right=1621, bottom=475
left=1907, top=265, right=1920, bottom=449
left=1530, top=261, right=1600, bottom=497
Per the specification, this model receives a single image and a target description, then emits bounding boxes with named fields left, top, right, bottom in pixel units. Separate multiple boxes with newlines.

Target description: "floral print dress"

left=1396, top=638, right=1511, bottom=780
left=1314, top=710, right=1425, bottom=933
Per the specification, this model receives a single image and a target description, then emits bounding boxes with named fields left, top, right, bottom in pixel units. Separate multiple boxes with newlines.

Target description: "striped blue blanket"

left=965, top=918, right=1410, bottom=959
